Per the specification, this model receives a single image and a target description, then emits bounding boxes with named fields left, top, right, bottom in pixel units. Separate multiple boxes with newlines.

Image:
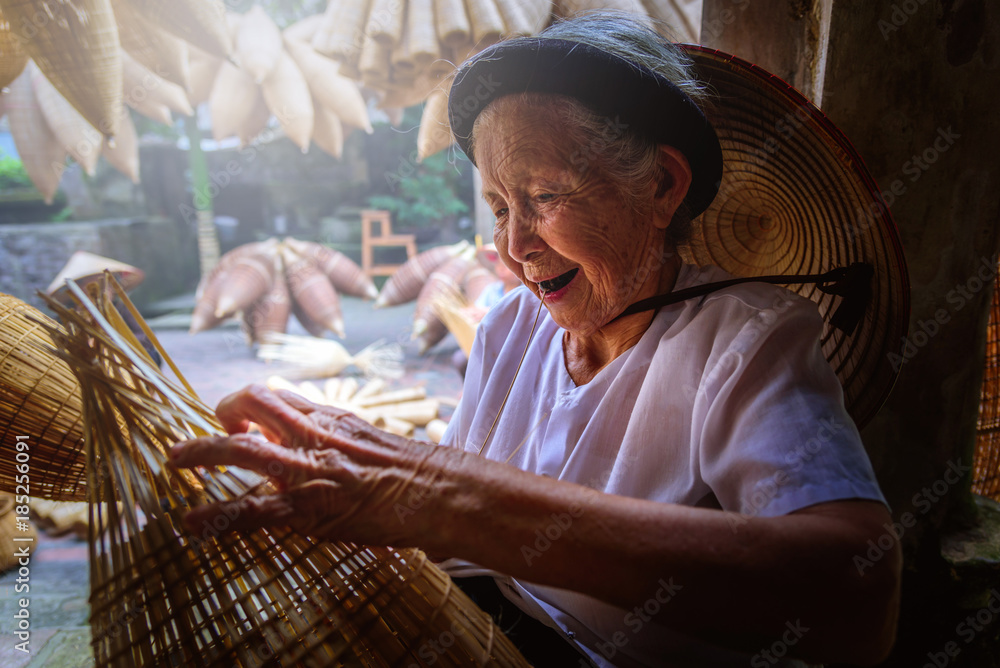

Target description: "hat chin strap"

left=613, top=262, right=874, bottom=336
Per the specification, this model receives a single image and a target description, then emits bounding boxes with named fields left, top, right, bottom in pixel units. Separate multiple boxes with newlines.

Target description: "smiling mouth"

left=537, top=268, right=578, bottom=293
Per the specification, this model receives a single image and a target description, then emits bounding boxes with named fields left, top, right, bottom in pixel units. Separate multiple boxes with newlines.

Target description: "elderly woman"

left=172, top=13, right=901, bottom=667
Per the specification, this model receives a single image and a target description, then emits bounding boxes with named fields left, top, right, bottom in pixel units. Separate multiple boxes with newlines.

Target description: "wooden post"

left=700, top=0, right=832, bottom=103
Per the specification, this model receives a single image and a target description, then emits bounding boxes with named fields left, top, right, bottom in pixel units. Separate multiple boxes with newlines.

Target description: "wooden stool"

left=361, top=209, right=417, bottom=278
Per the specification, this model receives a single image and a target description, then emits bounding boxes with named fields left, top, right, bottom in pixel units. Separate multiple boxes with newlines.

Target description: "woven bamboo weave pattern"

left=0, top=294, right=87, bottom=501
left=974, top=262, right=1000, bottom=501
left=42, top=277, right=529, bottom=668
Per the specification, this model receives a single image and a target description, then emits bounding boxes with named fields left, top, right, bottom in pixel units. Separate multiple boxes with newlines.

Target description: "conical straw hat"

left=46, top=251, right=145, bottom=298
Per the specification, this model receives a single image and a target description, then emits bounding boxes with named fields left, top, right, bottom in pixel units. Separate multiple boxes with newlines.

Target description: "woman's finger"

left=182, top=494, right=297, bottom=536
left=171, top=434, right=300, bottom=484
left=216, top=384, right=316, bottom=444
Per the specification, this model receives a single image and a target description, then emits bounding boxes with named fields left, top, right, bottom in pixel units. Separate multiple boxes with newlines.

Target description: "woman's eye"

left=536, top=193, right=557, bottom=203
left=494, top=207, right=508, bottom=218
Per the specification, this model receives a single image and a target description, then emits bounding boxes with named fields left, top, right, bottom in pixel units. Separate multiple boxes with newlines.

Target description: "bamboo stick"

left=354, top=387, right=427, bottom=408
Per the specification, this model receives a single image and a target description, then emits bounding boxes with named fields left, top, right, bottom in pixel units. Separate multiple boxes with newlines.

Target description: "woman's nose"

left=505, top=209, right=546, bottom=263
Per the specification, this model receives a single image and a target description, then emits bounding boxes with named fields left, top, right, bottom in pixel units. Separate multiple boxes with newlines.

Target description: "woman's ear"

left=652, top=145, right=693, bottom=230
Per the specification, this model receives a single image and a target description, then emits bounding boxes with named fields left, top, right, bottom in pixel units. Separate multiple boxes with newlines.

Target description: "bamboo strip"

left=355, top=387, right=427, bottom=408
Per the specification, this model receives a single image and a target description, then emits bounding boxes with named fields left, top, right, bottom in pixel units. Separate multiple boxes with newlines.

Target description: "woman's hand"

left=170, top=383, right=461, bottom=547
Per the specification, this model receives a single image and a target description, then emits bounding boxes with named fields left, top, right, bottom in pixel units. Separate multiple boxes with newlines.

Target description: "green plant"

left=0, top=152, right=35, bottom=190
left=367, top=152, right=469, bottom=229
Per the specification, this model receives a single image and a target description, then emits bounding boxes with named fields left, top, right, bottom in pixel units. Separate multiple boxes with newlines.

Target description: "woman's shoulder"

left=676, top=263, right=821, bottom=323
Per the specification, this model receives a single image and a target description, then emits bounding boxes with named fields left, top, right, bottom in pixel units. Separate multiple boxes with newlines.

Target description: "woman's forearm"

left=426, top=449, right=900, bottom=664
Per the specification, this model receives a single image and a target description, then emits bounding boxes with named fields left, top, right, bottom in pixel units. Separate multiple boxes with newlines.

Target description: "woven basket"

left=283, top=14, right=324, bottom=44
left=126, top=0, right=232, bottom=59
left=101, top=107, right=140, bottom=182
left=359, top=36, right=392, bottom=89
left=43, top=279, right=529, bottom=667
left=243, top=267, right=291, bottom=345
left=463, top=264, right=499, bottom=304
left=466, top=0, right=505, bottom=46
left=30, top=65, right=103, bottom=176
left=284, top=37, right=373, bottom=134
left=418, top=87, right=455, bottom=161
left=284, top=238, right=377, bottom=300
left=312, top=0, right=370, bottom=62
left=282, top=246, right=345, bottom=338
left=0, top=494, right=38, bottom=573
left=366, top=0, right=405, bottom=46
left=399, top=0, right=440, bottom=71
left=640, top=0, right=701, bottom=43
left=121, top=50, right=193, bottom=116
left=236, top=5, right=282, bottom=83
left=0, top=295, right=87, bottom=502
left=974, top=261, right=1000, bottom=502
left=376, top=242, right=469, bottom=308
left=185, top=45, right=222, bottom=107
left=414, top=253, right=475, bottom=353
left=238, top=87, right=271, bottom=147
left=214, top=255, right=277, bottom=320
left=208, top=60, right=259, bottom=141
left=261, top=50, right=313, bottom=153
left=311, top=100, right=344, bottom=159
left=0, top=7, right=28, bottom=89
left=6, top=64, right=67, bottom=203
left=495, top=0, right=551, bottom=37
left=434, top=0, right=472, bottom=47
left=111, top=0, right=190, bottom=90
left=2, top=0, right=122, bottom=138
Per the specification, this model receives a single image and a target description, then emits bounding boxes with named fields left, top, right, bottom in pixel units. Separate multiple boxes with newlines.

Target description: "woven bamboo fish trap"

left=283, top=238, right=377, bottom=300
left=101, top=106, right=140, bottom=182
left=974, top=262, right=1000, bottom=502
left=282, top=245, right=345, bottom=338
left=236, top=5, right=282, bottom=83
left=312, top=99, right=345, bottom=159
left=30, top=64, right=103, bottom=176
left=375, top=241, right=471, bottom=308
left=260, top=50, right=313, bottom=152
left=125, top=0, right=232, bottom=60
left=284, top=36, right=373, bottom=134
left=0, top=7, right=28, bottom=89
left=110, top=0, right=190, bottom=89
left=5, top=64, right=67, bottom=203
left=2, top=0, right=122, bottom=138
left=413, top=252, right=475, bottom=354
left=0, top=295, right=87, bottom=502
left=209, top=60, right=260, bottom=141
left=42, top=277, right=529, bottom=667
left=243, top=268, right=290, bottom=345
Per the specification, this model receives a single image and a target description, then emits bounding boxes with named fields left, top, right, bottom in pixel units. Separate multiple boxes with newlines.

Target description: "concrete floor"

left=0, top=294, right=467, bottom=666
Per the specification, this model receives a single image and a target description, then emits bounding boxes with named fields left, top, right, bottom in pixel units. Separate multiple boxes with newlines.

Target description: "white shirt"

left=441, top=263, right=884, bottom=668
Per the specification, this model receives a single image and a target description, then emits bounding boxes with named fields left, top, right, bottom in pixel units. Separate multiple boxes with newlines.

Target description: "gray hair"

left=470, top=11, right=712, bottom=246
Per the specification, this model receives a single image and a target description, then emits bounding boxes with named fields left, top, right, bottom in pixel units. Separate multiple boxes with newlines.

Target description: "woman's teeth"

left=539, top=268, right=578, bottom=293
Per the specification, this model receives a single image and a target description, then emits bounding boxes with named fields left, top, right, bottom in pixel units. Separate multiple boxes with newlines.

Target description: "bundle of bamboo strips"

left=41, top=276, right=528, bottom=667
left=259, top=333, right=403, bottom=380
left=264, top=372, right=441, bottom=438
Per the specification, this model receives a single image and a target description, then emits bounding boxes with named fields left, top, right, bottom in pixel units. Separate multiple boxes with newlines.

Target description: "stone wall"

left=0, top=216, right=198, bottom=312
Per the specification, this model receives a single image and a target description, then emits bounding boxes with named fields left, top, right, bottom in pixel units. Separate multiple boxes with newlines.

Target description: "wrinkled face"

left=476, top=99, right=670, bottom=337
